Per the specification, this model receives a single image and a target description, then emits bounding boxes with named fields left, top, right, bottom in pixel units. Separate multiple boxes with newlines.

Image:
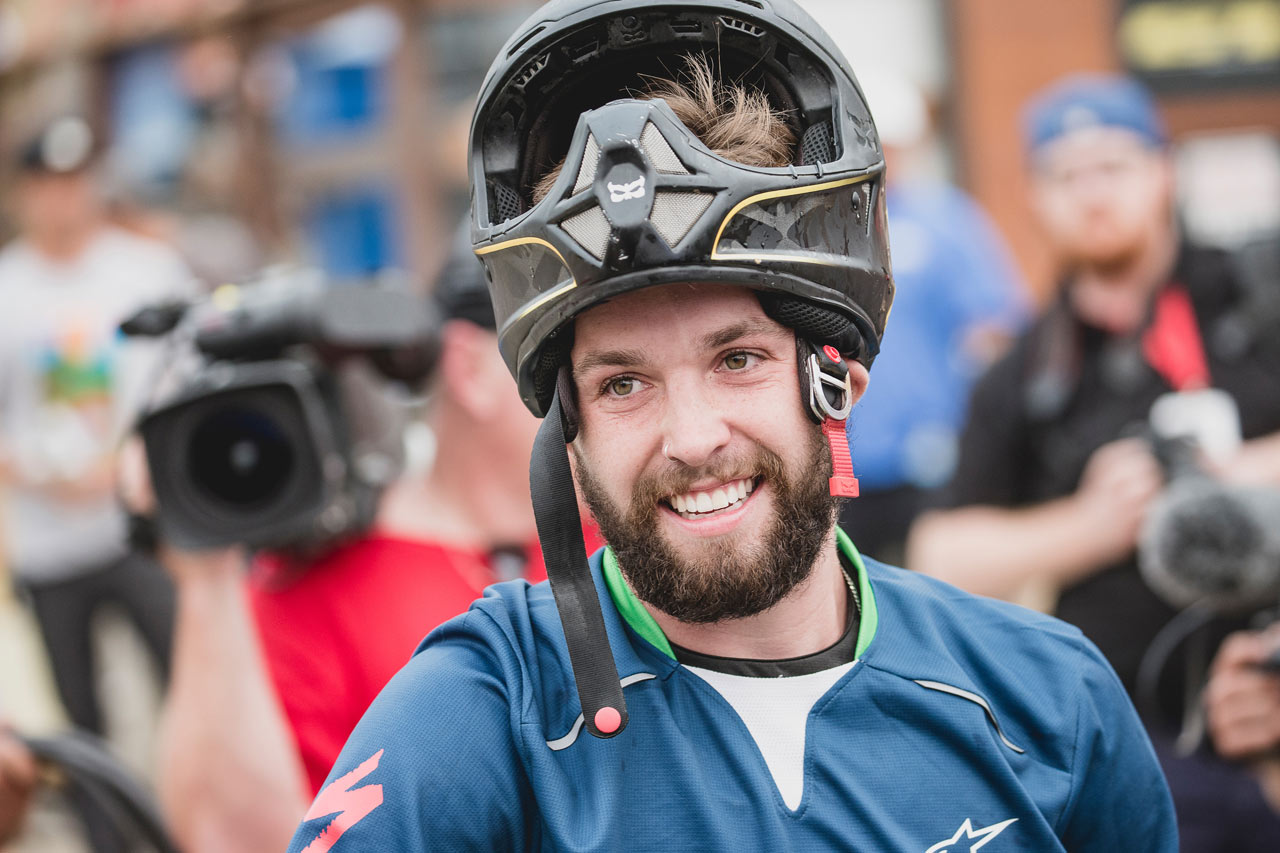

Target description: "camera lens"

left=188, top=408, right=295, bottom=508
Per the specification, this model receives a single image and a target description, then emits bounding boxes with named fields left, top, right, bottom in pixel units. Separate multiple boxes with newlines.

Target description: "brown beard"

left=574, top=426, right=838, bottom=624
left=1065, top=240, right=1147, bottom=279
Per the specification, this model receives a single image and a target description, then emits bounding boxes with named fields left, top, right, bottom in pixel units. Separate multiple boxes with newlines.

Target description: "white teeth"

left=669, top=478, right=758, bottom=517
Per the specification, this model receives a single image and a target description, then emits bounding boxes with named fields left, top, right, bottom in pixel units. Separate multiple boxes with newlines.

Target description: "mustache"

left=632, top=446, right=788, bottom=506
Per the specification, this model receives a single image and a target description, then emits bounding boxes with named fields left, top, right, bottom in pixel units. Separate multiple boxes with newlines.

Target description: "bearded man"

left=289, top=6, right=1175, bottom=851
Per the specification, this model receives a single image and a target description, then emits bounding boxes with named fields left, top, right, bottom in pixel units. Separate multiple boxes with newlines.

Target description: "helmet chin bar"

left=797, top=337, right=860, bottom=498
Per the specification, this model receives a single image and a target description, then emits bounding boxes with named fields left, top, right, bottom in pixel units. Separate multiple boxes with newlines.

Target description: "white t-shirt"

left=686, top=661, right=857, bottom=810
left=0, top=227, right=196, bottom=581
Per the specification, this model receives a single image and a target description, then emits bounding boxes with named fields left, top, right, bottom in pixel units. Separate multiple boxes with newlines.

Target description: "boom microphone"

left=1138, top=475, right=1280, bottom=613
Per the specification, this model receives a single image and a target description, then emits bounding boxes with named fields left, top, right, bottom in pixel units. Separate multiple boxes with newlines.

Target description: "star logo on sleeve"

left=925, top=817, right=1018, bottom=853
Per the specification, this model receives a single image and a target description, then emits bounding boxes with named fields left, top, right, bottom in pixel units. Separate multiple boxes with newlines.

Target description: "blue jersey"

left=289, top=531, right=1176, bottom=852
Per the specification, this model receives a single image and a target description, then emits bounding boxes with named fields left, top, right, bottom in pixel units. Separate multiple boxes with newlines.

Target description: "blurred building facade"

left=0, top=0, right=542, bottom=290
left=1, top=0, right=1277, bottom=293
left=951, top=0, right=1280, bottom=297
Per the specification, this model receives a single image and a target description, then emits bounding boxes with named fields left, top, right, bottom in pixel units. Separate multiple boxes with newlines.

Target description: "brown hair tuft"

left=532, top=55, right=795, bottom=204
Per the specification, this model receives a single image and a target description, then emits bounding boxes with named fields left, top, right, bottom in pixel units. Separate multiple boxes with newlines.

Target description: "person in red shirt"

left=148, top=232, right=572, bottom=851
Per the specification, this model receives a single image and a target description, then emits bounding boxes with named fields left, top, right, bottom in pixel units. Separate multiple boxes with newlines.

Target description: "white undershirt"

left=685, top=661, right=857, bottom=810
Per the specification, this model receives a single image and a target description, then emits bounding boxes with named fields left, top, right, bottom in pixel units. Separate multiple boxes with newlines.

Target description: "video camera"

left=124, top=268, right=439, bottom=552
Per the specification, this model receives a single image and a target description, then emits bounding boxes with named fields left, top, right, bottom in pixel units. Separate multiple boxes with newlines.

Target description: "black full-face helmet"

left=472, top=0, right=893, bottom=417
left=470, top=0, right=893, bottom=740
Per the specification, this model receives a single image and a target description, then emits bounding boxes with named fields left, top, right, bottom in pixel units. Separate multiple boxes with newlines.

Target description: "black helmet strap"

left=530, top=367, right=628, bottom=739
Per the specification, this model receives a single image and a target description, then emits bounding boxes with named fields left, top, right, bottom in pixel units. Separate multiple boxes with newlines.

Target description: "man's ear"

left=846, top=360, right=870, bottom=407
left=439, top=320, right=497, bottom=419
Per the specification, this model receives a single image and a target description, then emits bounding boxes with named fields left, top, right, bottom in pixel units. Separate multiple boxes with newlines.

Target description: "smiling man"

left=288, top=2, right=1176, bottom=850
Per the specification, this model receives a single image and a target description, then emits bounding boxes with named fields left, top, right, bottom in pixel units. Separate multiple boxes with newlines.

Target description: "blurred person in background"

left=0, top=116, right=197, bottom=852
left=908, top=74, right=1280, bottom=848
left=149, top=230, right=557, bottom=853
left=839, top=69, right=1027, bottom=565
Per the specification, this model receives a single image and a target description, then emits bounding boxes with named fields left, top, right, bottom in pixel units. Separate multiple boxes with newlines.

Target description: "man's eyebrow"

left=573, top=347, right=649, bottom=376
left=701, top=319, right=785, bottom=351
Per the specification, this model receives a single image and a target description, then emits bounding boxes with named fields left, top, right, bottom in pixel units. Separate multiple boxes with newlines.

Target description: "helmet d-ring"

left=798, top=339, right=860, bottom=498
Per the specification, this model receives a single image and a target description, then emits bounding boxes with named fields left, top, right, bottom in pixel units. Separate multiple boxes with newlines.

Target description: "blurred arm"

left=0, top=725, right=37, bottom=845
left=908, top=353, right=1164, bottom=600
left=156, top=546, right=309, bottom=853
left=908, top=497, right=1119, bottom=599
left=910, top=438, right=1162, bottom=598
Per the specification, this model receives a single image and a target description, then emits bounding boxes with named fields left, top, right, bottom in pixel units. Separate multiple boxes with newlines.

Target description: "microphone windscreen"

left=1139, top=479, right=1280, bottom=612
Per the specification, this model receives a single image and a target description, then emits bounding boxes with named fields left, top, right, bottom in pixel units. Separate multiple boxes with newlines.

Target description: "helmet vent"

left=490, top=180, right=523, bottom=224
left=800, top=121, right=836, bottom=166
left=514, top=53, right=549, bottom=90
left=640, top=123, right=689, bottom=175
left=719, top=16, right=765, bottom=37
left=570, top=39, right=601, bottom=63
left=506, top=25, right=545, bottom=58
left=651, top=191, right=715, bottom=248
left=573, top=134, right=601, bottom=194
left=561, top=205, right=611, bottom=260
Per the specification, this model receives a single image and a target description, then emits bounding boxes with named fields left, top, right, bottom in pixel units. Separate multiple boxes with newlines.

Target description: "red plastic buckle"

left=823, top=417, right=859, bottom=497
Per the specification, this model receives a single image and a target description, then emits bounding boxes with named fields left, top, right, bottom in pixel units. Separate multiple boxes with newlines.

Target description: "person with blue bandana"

left=911, top=73, right=1280, bottom=849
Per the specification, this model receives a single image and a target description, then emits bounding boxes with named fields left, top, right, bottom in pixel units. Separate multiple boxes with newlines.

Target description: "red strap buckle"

left=823, top=418, right=859, bottom=498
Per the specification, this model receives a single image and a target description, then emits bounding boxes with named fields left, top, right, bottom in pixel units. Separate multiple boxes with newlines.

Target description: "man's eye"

left=724, top=352, right=754, bottom=370
left=604, top=377, right=638, bottom=397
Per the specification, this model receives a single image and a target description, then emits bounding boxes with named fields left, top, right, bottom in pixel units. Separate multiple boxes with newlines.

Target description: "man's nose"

left=659, top=377, right=732, bottom=469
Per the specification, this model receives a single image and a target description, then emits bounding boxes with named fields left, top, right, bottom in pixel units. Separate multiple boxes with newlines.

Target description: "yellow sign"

left=1119, top=0, right=1280, bottom=71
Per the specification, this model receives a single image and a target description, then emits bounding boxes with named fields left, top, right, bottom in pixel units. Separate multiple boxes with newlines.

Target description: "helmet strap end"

left=822, top=417, right=859, bottom=498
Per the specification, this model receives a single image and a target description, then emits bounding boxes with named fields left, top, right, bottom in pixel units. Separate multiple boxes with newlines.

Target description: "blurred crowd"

left=1, top=0, right=1280, bottom=851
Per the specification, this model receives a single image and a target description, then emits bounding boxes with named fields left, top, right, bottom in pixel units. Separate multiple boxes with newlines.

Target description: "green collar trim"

left=601, top=547, right=675, bottom=658
left=836, top=526, right=879, bottom=658
left=600, top=527, right=878, bottom=661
